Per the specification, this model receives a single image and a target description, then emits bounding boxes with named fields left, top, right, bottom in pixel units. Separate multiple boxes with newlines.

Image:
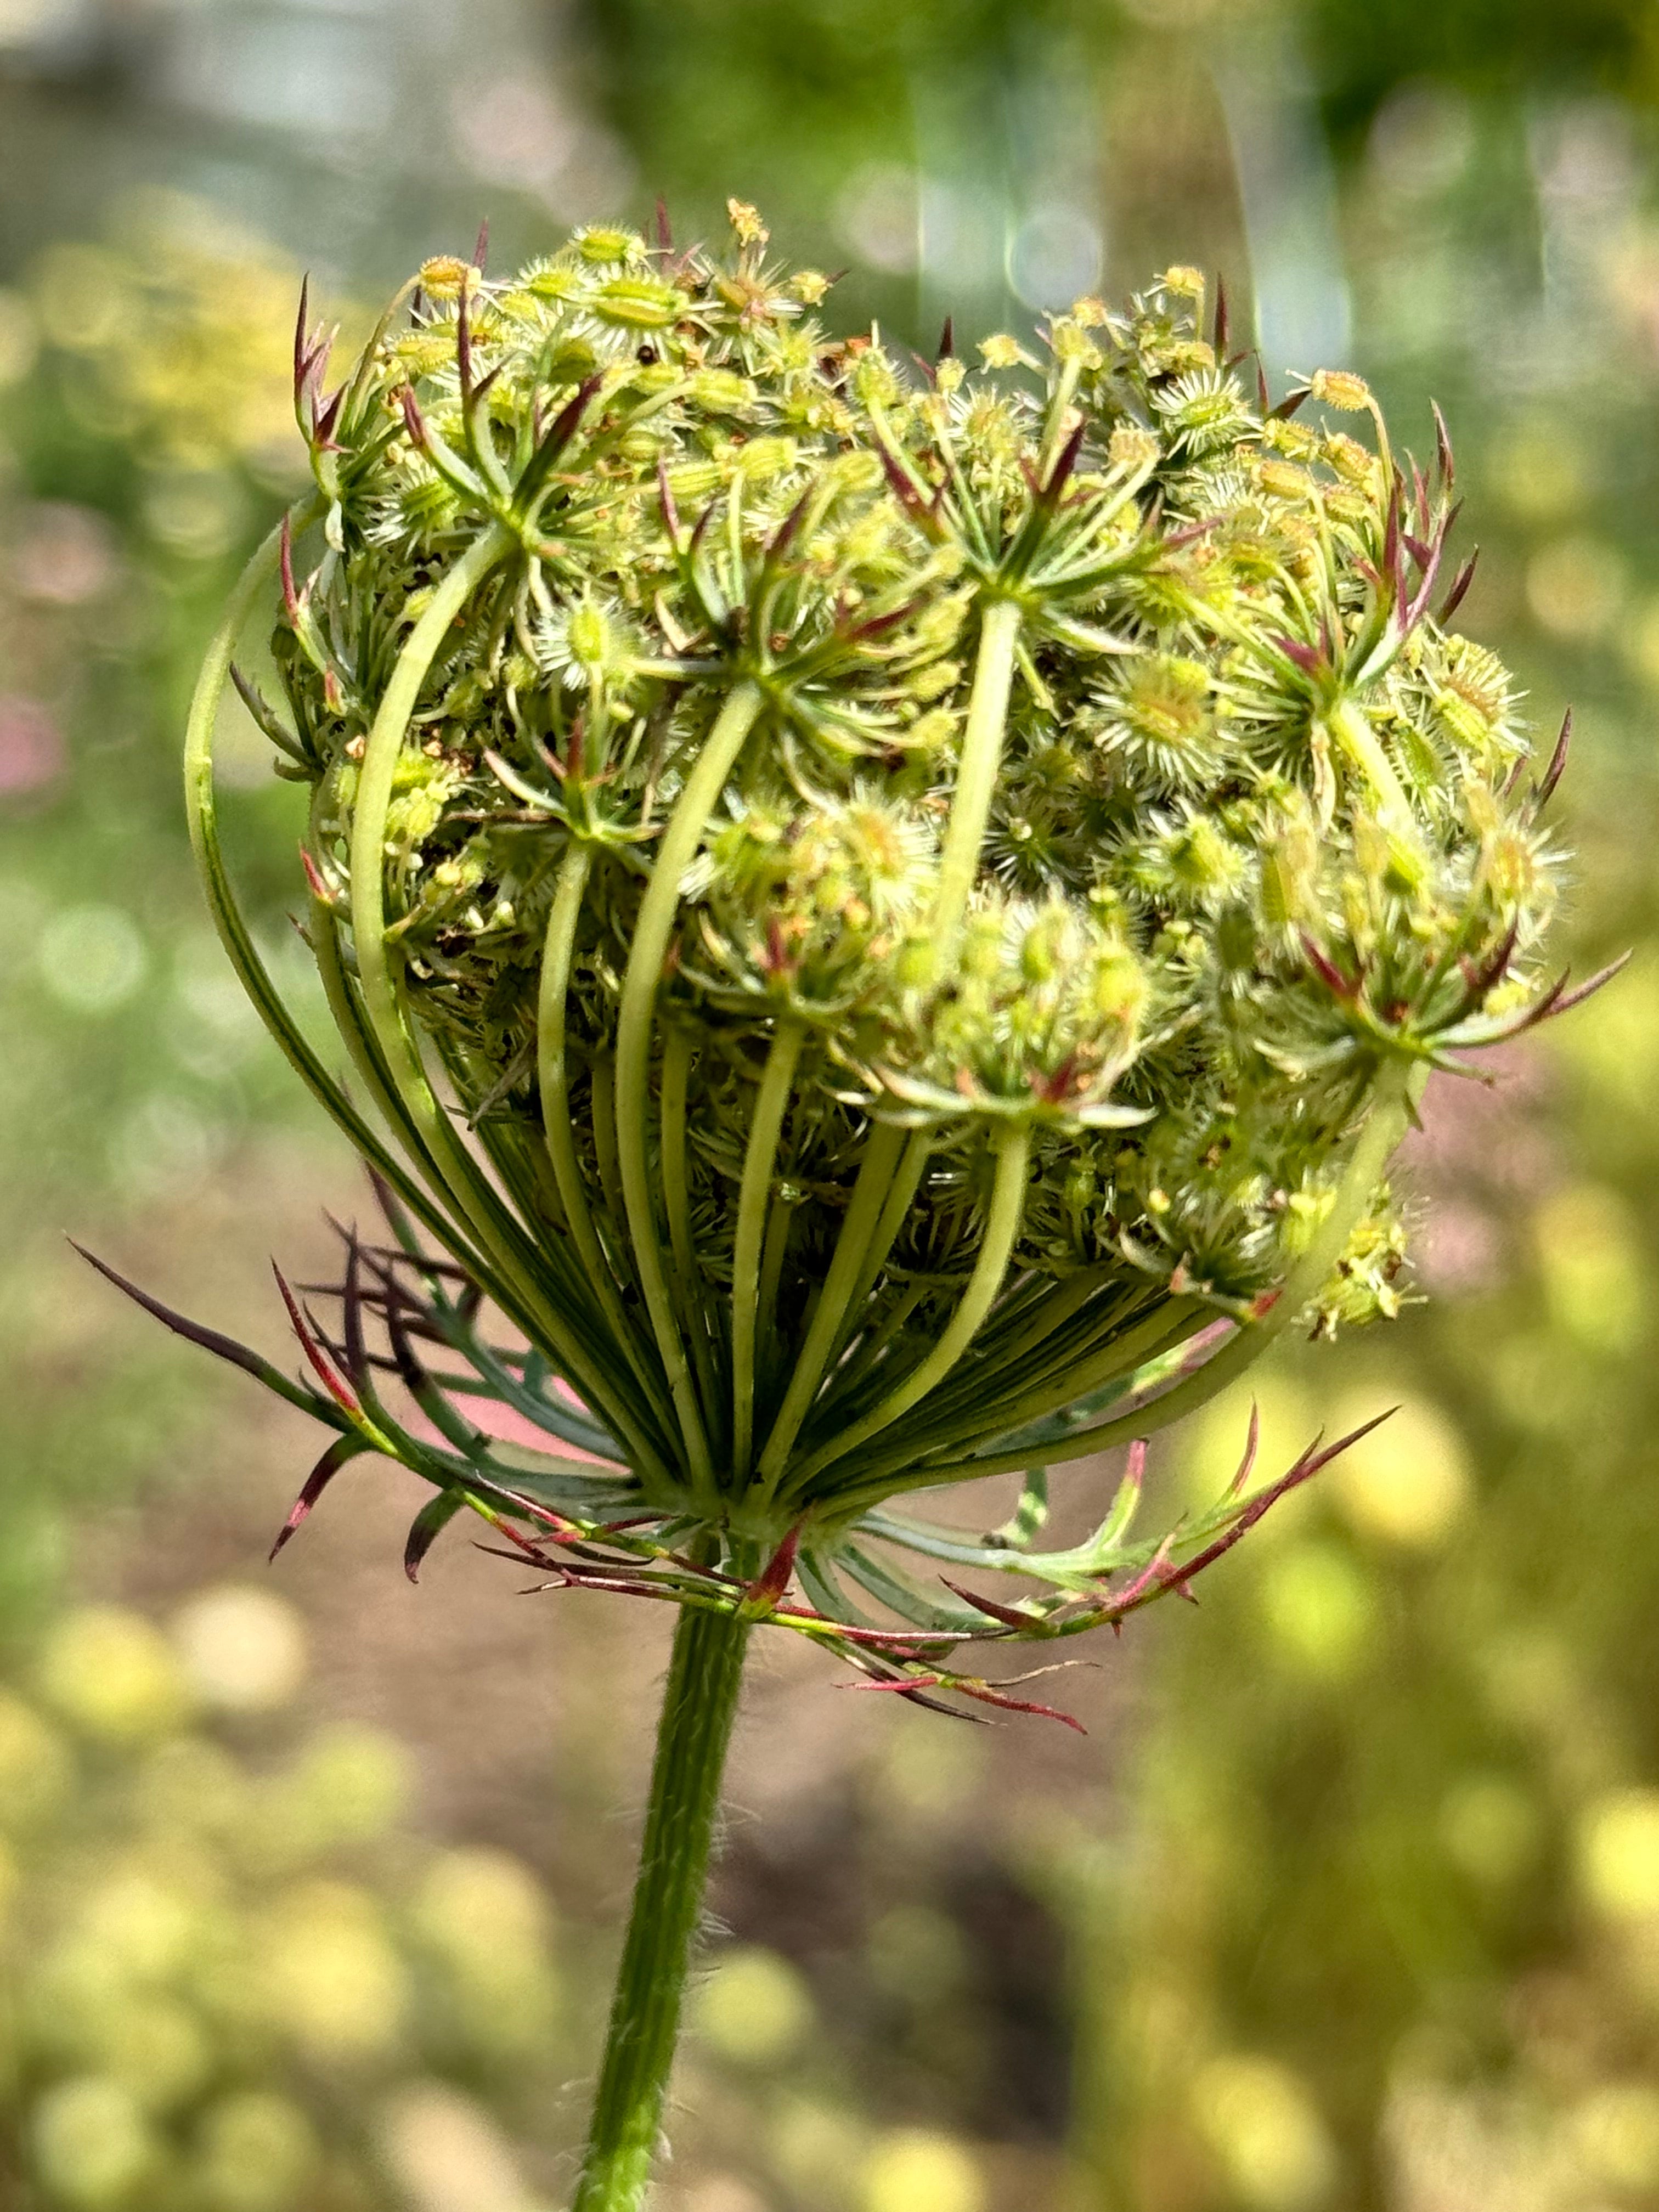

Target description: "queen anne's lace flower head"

left=153, top=207, right=1602, bottom=1722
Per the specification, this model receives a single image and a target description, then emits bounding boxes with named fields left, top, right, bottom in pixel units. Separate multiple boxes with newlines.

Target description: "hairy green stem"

left=572, top=1605, right=750, bottom=2212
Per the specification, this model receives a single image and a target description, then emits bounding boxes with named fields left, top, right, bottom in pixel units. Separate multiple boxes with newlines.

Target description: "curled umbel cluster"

left=184, top=204, right=1577, bottom=1658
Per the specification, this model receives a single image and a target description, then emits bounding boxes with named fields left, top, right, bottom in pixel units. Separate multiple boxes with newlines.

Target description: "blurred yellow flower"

left=693, top=1945, right=814, bottom=2067
left=77, top=1860, right=207, bottom=1983
left=30, top=193, right=319, bottom=479
left=414, top=1844, right=555, bottom=1963
left=30, top=2074, right=160, bottom=2208
left=766, top=2094, right=868, bottom=2202
left=1190, top=2053, right=1336, bottom=2209
left=37, top=1608, right=190, bottom=1745
left=1180, top=1370, right=1318, bottom=1518
left=168, top=1584, right=308, bottom=1716
left=0, top=1689, right=72, bottom=1831
left=1578, top=1788, right=1659, bottom=1921
left=258, top=1879, right=410, bottom=2061
left=1325, top=1390, right=1470, bottom=1549
left=193, top=2090, right=321, bottom=2212
left=1533, top=1182, right=1649, bottom=1353
left=1256, top=1542, right=1378, bottom=1680
left=1571, top=2079, right=1659, bottom=2192
left=373, top=2080, right=538, bottom=2212
left=413, top=1847, right=561, bottom=2058
left=250, top=1721, right=414, bottom=1871
left=92, top=1996, right=213, bottom=2115
left=860, top=2128, right=985, bottom=2212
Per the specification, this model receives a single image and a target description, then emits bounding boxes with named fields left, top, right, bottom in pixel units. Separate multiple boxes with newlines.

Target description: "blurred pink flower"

left=1397, top=1054, right=1560, bottom=1295
left=0, top=697, right=65, bottom=794
left=13, top=502, right=114, bottom=607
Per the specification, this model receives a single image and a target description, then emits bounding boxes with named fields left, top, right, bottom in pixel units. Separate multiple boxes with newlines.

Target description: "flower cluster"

left=157, top=205, right=1598, bottom=1717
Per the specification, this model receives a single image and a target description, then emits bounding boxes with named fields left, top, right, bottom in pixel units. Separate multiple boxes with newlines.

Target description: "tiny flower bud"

left=978, top=334, right=1030, bottom=369
left=1309, top=368, right=1373, bottom=413
left=726, top=199, right=769, bottom=247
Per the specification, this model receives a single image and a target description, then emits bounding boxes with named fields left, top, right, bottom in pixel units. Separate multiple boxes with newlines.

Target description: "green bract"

left=173, top=205, right=1581, bottom=1708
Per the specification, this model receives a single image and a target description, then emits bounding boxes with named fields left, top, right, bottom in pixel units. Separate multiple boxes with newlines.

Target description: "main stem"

left=573, top=1605, right=751, bottom=2211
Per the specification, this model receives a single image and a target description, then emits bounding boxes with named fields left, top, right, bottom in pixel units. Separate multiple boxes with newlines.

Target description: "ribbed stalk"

left=784, top=1121, right=1032, bottom=1500
left=933, top=596, right=1022, bottom=969
left=753, top=1120, right=907, bottom=1498
left=572, top=1605, right=751, bottom=2212
left=537, top=844, right=678, bottom=1448
left=885, top=1057, right=1423, bottom=1490
left=614, top=679, right=766, bottom=1493
left=731, top=1018, right=806, bottom=1480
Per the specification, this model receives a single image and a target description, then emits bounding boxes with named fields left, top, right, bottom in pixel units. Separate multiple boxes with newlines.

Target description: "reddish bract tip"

left=272, top=1262, right=362, bottom=1419
left=743, top=1525, right=803, bottom=1613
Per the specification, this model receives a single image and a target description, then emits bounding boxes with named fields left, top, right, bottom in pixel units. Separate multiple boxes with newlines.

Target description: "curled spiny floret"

left=1088, top=651, right=1230, bottom=795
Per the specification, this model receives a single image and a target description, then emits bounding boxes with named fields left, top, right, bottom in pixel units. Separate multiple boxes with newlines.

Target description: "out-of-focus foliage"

left=1304, top=0, right=1656, bottom=145
left=0, top=195, right=336, bottom=1634
left=0, top=190, right=316, bottom=1207
left=581, top=0, right=1659, bottom=351
left=580, top=0, right=1054, bottom=286
left=0, top=1585, right=563, bottom=2210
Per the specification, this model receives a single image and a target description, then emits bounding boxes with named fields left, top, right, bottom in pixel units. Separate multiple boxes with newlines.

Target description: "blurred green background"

left=3, top=0, right=1658, bottom=2206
